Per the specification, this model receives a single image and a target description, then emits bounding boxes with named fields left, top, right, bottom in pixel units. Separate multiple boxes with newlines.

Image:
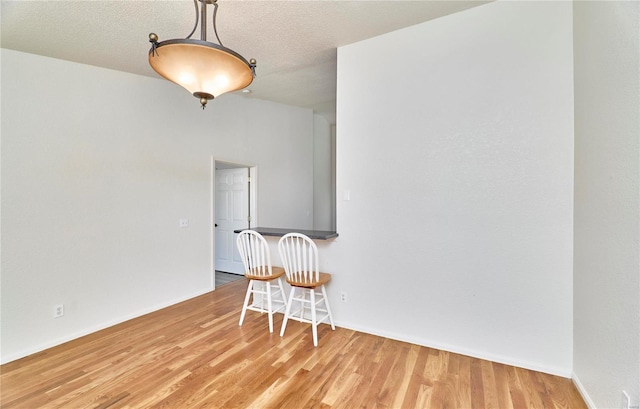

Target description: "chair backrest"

left=278, top=233, right=319, bottom=283
left=236, top=230, right=273, bottom=277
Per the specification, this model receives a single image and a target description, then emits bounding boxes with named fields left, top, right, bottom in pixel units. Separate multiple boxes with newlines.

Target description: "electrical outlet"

left=340, top=292, right=347, bottom=303
left=179, top=219, right=189, bottom=228
left=54, top=304, right=64, bottom=318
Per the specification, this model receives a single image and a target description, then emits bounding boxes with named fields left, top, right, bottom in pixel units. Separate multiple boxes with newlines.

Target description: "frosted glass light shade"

left=149, top=39, right=254, bottom=101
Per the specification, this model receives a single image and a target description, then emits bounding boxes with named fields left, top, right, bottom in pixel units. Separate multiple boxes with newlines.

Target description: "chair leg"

left=321, top=285, right=336, bottom=330
left=266, top=281, right=273, bottom=333
left=239, top=279, right=253, bottom=326
left=276, top=278, right=286, bottom=308
left=280, top=287, right=296, bottom=337
left=310, top=288, right=318, bottom=347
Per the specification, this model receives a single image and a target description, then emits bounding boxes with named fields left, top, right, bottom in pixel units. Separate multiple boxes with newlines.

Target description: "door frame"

left=210, top=157, right=258, bottom=289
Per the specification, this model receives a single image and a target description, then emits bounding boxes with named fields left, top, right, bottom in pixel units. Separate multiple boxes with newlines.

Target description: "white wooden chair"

left=278, top=232, right=335, bottom=346
left=236, top=230, right=286, bottom=333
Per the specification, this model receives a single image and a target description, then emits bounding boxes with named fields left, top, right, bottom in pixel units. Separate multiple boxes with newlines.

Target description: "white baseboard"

left=0, top=287, right=213, bottom=365
left=332, top=319, right=572, bottom=378
left=572, top=373, right=597, bottom=409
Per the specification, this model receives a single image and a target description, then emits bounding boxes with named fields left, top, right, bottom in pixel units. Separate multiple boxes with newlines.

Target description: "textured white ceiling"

left=1, top=0, right=489, bottom=124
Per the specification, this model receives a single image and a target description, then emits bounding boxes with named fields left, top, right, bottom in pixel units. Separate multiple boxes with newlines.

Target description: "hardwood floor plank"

left=244, top=376, right=292, bottom=409
left=492, top=362, right=515, bottom=409
left=392, top=344, right=422, bottom=407
left=0, top=279, right=588, bottom=409
left=480, top=359, right=500, bottom=409
left=470, top=358, right=486, bottom=409
left=94, top=392, right=131, bottom=409
left=415, top=383, right=434, bottom=409
left=399, top=345, right=431, bottom=408
left=430, top=373, right=457, bottom=409
left=0, top=370, right=86, bottom=409
left=515, top=366, right=547, bottom=409
left=423, top=348, right=448, bottom=380
left=455, top=354, right=472, bottom=409
left=333, top=334, right=384, bottom=409
left=376, top=341, right=411, bottom=408
left=544, top=371, right=588, bottom=409
left=310, top=339, right=361, bottom=407
left=506, top=365, right=528, bottom=409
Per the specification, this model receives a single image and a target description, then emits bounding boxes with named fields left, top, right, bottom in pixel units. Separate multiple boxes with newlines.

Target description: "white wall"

left=313, top=114, right=335, bottom=230
left=573, top=1, right=640, bottom=408
left=331, top=1, right=574, bottom=376
left=0, top=49, right=314, bottom=363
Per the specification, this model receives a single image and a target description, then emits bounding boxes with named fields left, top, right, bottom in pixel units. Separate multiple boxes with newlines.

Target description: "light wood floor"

left=1, top=279, right=586, bottom=409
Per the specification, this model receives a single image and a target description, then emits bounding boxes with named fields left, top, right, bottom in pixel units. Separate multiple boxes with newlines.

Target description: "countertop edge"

left=233, top=227, right=339, bottom=240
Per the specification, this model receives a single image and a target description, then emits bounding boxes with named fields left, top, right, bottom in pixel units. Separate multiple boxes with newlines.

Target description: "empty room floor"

left=0, top=279, right=586, bottom=408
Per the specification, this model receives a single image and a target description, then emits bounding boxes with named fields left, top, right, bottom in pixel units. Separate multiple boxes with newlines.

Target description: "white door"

left=215, top=168, right=249, bottom=274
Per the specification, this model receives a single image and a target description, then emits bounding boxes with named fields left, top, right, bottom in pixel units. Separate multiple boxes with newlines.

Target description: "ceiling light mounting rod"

left=200, top=0, right=209, bottom=42
left=148, top=0, right=256, bottom=109
left=184, top=0, right=223, bottom=45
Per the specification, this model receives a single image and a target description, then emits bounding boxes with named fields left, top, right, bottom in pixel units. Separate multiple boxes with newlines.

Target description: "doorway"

left=213, top=160, right=257, bottom=279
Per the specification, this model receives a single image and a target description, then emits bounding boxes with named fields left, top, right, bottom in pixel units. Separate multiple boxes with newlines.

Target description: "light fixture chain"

left=185, top=0, right=199, bottom=40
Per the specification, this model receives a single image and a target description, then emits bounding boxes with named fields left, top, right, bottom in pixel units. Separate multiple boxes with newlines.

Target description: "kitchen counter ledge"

left=233, top=227, right=338, bottom=240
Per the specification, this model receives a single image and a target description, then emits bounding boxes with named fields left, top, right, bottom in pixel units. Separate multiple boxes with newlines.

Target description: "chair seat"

left=286, top=272, right=331, bottom=288
left=246, top=266, right=285, bottom=281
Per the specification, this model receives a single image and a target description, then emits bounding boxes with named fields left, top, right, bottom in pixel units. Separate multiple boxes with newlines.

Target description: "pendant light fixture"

left=148, top=0, right=256, bottom=109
